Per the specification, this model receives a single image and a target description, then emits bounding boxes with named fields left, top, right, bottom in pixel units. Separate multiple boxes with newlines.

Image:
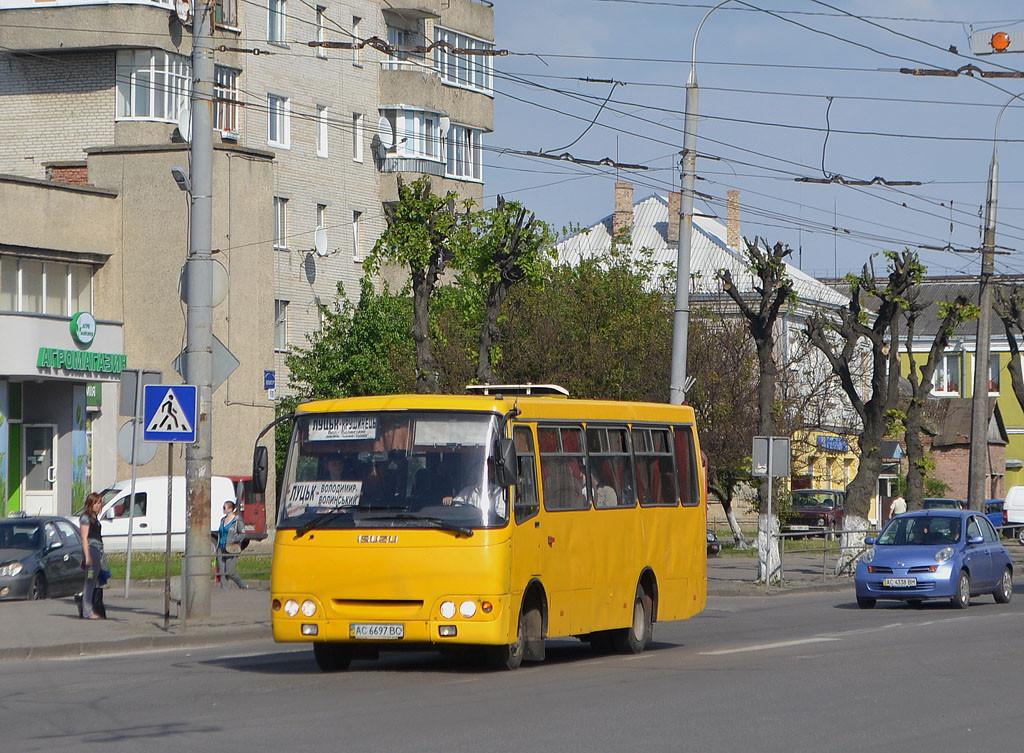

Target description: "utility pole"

left=185, top=0, right=215, bottom=618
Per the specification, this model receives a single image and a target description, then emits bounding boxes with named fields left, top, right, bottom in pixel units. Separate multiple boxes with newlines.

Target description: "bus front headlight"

left=459, top=600, right=477, bottom=618
left=440, top=600, right=456, bottom=619
left=284, top=599, right=299, bottom=617
left=301, top=599, right=317, bottom=617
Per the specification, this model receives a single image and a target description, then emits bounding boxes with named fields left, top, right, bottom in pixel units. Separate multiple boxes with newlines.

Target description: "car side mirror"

left=967, top=535, right=984, bottom=545
left=253, top=445, right=269, bottom=494
left=494, top=438, right=518, bottom=487
left=864, top=536, right=875, bottom=545
left=101, top=509, right=114, bottom=521
left=47, top=538, right=63, bottom=551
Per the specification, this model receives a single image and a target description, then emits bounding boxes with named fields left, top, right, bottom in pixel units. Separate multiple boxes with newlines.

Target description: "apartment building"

left=0, top=0, right=495, bottom=516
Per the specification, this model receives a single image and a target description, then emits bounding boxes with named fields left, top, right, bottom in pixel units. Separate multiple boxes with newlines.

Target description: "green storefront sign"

left=37, top=348, right=127, bottom=374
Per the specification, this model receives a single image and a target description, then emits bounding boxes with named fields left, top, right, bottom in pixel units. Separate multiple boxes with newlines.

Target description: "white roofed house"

left=555, top=182, right=864, bottom=494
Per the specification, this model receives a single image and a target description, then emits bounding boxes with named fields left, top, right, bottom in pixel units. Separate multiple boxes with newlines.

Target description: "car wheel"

left=995, top=567, right=1013, bottom=604
left=612, top=585, right=653, bottom=654
left=28, top=572, right=47, bottom=601
left=951, top=570, right=970, bottom=609
left=1018, top=528, right=1024, bottom=546
left=486, top=606, right=527, bottom=671
left=856, top=597, right=875, bottom=609
left=312, top=643, right=352, bottom=672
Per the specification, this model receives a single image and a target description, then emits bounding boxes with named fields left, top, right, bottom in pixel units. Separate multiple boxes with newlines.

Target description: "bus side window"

left=674, top=425, right=701, bottom=507
left=513, top=426, right=539, bottom=523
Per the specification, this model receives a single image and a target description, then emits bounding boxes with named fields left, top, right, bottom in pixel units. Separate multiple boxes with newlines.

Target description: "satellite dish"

left=176, top=104, right=191, bottom=143
left=314, top=226, right=328, bottom=257
left=377, top=117, right=395, bottom=149
left=179, top=258, right=229, bottom=307
left=174, top=0, right=193, bottom=25
left=439, top=115, right=451, bottom=134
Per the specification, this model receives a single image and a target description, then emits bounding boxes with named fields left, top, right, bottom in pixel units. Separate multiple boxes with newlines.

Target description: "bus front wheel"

left=486, top=608, right=526, bottom=670
left=612, top=585, right=652, bottom=654
left=313, top=642, right=353, bottom=672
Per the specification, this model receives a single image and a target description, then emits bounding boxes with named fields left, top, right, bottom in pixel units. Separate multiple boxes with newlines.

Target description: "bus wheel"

left=486, top=608, right=526, bottom=670
left=313, top=643, right=353, bottom=672
left=612, top=585, right=652, bottom=654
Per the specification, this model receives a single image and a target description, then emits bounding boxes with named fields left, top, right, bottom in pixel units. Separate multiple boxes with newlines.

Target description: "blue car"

left=855, top=510, right=1012, bottom=609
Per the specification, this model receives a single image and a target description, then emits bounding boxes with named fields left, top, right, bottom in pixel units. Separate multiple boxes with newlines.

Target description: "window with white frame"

left=268, top=94, right=290, bottom=148
left=316, top=105, right=328, bottom=157
left=215, top=0, right=237, bottom=27
left=933, top=352, right=961, bottom=395
left=352, top=112, right=364, bottom=162
left=214, top=66, right=240, bottom=135
left=0, top=256, right=92, bottom=315
left=446, top=124, right=482, bottom=180
left=315, top=6, right=327, bottom=58
left=273, top=197, right=288, bottom=249
left=989, top=353, right=1001, bottom=394
left=381, top=109, right=442, bottom=161
left=316, top=203, right=327, bottom=241
left=274, top=300, right=289, bottom=350
left=352, top=210, right=362, bottom=260
left=116, top=50, right=190, bottom=122
left=434, top=27, right=493, bottom=94
left=352, top=16, right=362, bottom=66
left=268, top=0, right=286, bottom=44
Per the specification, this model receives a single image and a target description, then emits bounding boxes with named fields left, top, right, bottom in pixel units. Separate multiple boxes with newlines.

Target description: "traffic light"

left=971, top=29, right=1024, bottom=55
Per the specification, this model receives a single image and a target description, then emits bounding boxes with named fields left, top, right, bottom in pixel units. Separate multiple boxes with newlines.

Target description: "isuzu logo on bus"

left=358, top=535, right=398, bottom=544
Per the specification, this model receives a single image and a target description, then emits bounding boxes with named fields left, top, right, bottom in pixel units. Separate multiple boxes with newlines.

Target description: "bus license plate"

left=350, top=623, right=404, bottom=640
left=882, top=578, right=916, bottom=588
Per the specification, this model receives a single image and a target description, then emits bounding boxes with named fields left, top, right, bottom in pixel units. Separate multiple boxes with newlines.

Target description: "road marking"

left=700, top=637, right=839, bottom=656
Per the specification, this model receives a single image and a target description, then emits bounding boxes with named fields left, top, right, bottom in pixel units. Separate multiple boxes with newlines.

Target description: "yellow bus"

left=253, top=384, right=707, bottom=671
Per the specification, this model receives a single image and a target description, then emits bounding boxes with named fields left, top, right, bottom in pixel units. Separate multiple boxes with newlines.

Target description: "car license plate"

left=882, top=578, right=917, bottom=588
left=350, top=623, right=404, bottom=640
left=790, top=525, right=809, bottom=531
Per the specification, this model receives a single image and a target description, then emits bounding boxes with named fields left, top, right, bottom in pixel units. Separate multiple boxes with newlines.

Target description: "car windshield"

left=793, top=493, right=836, bottom=509
left=279, top=411, right=507, bottom=532
left=877, top=515, right=961, bottom=546
left=0, top=522, right=41, bottom=550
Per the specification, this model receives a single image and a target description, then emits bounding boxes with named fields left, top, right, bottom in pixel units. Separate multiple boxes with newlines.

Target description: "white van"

left=1003, top=486, right=1024, bottom=545
left=97, top=476, right=239, bottom=552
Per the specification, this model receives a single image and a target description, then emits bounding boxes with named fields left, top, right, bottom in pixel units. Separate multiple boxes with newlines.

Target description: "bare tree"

left=806, top=251, right=922, bottom=571
left=717, top=238, right=794, bottom=582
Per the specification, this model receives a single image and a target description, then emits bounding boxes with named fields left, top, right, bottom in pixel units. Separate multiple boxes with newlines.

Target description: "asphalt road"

left=7, top=589, right=1024, bottom=753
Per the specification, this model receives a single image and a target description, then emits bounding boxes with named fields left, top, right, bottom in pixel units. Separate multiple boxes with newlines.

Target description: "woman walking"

left=79, top=492, right=106, bottom=619
left=217, top=501, right=247, bottom=589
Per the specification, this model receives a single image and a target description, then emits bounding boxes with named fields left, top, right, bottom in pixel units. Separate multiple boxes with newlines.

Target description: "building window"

left=115, top=50, right=190, bottom=122
left=989, top=353, right=1001, bottom=395
left=933, top=353, right=961, bottom=396
left=274, top=300, right=289, bottom=351
left=352, top=16, right=362, bottom=66
left=316, top=204, right=327, bottom=243
left=352, top=112, right=363, bottom=162
left=316, top=105, right=328, bottom=157
left=434, top=27, right=494, bottom=94
left=352, top=210, right=362, bottom=260
left=446, top=124, right=483, bottom=181
left=214, top=66, right=240, bottom=136
left=268, top=0, right=286, bottom=44
left=315, top=6, right=327, bottom=58
left=215, top=0, right=237, bottom=27
left=268, top=94, right=290, bottom=148
left=273, top=197, right=288, bottom=249
left=0, top=256, right=92, bottom=315
left=380, top=109, right=442, bottom=161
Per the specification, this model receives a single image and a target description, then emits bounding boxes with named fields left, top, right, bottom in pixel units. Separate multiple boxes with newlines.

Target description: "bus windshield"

left=279, top=411, right=508, bottom=531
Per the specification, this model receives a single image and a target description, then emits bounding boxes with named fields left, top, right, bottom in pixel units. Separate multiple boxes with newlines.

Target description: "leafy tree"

left=365, top=175, right=461, bottom=393
left=994, top=284, right=1024, bottom=423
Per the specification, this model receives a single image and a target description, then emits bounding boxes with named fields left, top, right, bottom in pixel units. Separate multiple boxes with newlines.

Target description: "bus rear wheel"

left=612, top=585, right=652, bottom=654
left=313, top=642, right=353, bottom=672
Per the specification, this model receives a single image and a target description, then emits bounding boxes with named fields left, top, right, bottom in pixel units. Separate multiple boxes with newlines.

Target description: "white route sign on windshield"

left=308, top=415, right=377, bottom=441
left=285, top=481, right=362, bottom=514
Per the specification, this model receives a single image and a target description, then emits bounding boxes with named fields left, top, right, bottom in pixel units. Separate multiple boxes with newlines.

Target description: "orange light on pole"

left=992, top=31, right=1012, bottom=52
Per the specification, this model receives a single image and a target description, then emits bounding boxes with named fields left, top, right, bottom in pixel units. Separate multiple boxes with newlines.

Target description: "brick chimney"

left=44, top=161, right=89, bottom=186
left=727, top=189, right=741, bottom=249
left=613, top=181, right=633, bottom=239
left=667, top=191, right=680, bottom=245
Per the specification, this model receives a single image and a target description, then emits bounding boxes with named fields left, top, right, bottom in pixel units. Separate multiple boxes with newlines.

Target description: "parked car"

left=984, top=500, right=1005, bottom=532
left=707, top=530, right=721, bottom=557
left=1003, top=486, right=1024, bottom=544
left=784, top=489, right=845, bottom=535
left=0, top=514, right=85, bottom=600
left=922, top=498, right=966, bottom=510
left=855, top=510, right=1012, bottom=609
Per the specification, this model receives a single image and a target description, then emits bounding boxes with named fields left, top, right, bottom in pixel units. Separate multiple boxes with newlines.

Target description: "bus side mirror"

left=495, top=438, right=517, bottom=487
left=253, top=446, right=269, bottom=494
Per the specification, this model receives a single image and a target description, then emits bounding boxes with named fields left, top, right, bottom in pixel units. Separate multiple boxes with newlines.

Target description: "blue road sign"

left=143, top=384, right=198, bottom=443
left=264, top=370, right=276, bottom=390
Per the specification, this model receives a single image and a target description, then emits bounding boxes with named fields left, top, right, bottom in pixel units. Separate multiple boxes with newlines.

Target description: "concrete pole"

left=185, top=0, right=215, bottom=618
left=670, top=0, right=732, bottom=406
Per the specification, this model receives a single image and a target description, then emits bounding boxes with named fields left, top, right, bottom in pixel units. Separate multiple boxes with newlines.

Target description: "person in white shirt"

left=447, top=459, right=507, bottom=522
left=888, top=495, right=907, bottom=520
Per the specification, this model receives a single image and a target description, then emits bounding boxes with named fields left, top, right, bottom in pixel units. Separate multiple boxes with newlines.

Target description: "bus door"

left=510, top=426, right=543, bottom=591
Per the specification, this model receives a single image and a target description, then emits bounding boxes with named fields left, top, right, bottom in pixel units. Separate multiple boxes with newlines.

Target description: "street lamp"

left=967, top=92, right=1022, bottom=509
left=670, top=0, right=733, bottom=405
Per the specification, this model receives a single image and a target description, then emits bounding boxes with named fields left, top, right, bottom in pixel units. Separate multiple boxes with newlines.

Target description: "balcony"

left=378, top=156, right=446, bottom=178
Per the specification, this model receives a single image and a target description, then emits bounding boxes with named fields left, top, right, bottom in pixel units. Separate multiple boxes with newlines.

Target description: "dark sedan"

left=0, top=515, right=85, bottom=600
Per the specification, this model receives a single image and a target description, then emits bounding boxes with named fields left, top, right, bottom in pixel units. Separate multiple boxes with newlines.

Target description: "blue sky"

left=486, top=1, right=1024, bottom=278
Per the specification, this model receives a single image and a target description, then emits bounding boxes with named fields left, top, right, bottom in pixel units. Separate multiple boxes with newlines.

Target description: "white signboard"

left=308, top=415, right=377, bottom=442
left=285, top=481, right=362, bottom=514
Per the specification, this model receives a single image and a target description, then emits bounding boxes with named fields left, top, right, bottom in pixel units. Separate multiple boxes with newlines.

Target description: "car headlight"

left=0, top=561, right=23, bottom=577
left=934, top=546, right=955, bottom=564
left=706, top=533, right=716, bottom=542
left=861, top=548, right=874, bottom=564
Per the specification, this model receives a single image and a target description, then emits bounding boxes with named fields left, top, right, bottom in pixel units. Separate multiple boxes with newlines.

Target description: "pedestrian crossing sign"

left=143, top=384, right=198, bottom=443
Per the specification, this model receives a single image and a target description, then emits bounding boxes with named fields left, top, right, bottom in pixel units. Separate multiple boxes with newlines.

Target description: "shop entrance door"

left=23, top=424, right=57, bottom=515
